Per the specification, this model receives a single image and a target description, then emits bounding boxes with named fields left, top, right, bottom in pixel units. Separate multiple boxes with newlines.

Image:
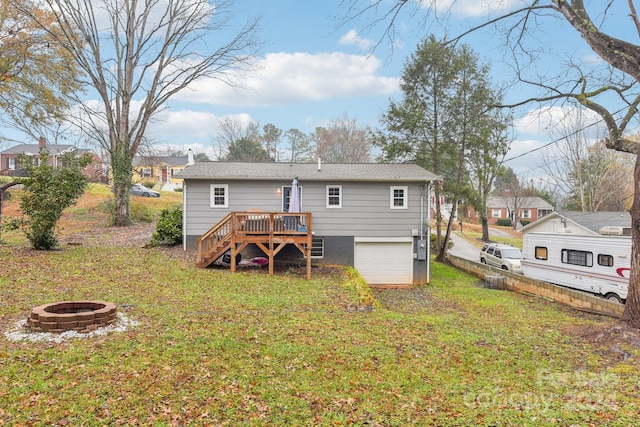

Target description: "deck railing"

left=196, top=212, right=312, bottom=271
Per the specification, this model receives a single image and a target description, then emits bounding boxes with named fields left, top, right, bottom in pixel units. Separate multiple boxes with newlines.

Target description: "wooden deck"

left=196, top=212, right=313, bottom=279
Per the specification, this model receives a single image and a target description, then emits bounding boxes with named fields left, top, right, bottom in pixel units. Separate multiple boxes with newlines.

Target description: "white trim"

left=355, top=237, right=413, bottom=243
left=326, top=185, right=342, bottom=209
left=390, top=186, right=408, bottom=209
left=210, top=184, right=229, bottom=208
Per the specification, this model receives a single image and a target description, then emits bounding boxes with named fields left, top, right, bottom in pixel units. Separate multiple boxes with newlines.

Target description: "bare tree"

left=341, top=0, right=640, bottom=325
left=14, top=0, right=260, bottom=225
left=283, top=128, right=312, bottom=162
left=542, top=110, right=634, bottom=212
left=467, top=110, right=513, bottom=241
left=313, top=113, right=372, bottom=163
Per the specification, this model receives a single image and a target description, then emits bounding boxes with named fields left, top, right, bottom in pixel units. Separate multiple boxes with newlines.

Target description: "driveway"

left=447, top=233, right=480, bottom=262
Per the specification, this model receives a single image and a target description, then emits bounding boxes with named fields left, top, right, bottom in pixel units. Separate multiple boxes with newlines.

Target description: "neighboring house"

left=176, top=161, right=440, bottom=286
left=0, top=137, right=107, bottom=183
left=133, top=154, right=189, bottom=188
left=467, top=196, right=554, bottom=225
left=519, top=211, right=631, bottom=236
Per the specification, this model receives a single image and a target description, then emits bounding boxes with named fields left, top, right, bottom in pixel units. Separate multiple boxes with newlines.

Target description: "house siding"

left=183, top=179, right=426, bottom=241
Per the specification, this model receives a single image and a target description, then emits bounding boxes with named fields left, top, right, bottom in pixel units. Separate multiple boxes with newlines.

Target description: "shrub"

left=142, top=180, right=155, bottom=189
left=520, top=220, right=531, bottom=226
left=150, top=207, right=183, bottom=246
left=18, top=150, right=91, bottom=249
left=496, top=218, right=512, bottom=227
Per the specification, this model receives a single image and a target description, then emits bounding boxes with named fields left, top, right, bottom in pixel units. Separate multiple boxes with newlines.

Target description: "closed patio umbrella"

left=288, top=177, right=303, bottom=231
left=289, top=177, right=301, bottom=213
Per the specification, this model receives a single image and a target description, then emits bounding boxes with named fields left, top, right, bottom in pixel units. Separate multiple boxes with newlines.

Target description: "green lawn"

left=1, top=203, right=638, bottom=425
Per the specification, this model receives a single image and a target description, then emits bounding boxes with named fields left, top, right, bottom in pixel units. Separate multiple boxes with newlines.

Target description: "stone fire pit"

left=28, top=301, right=117, bottom=333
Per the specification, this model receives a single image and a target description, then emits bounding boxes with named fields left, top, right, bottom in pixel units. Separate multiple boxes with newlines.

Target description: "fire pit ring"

left=28, top=301, right=117, bottom=333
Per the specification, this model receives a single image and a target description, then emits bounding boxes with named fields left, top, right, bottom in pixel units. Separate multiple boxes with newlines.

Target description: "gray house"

left=176, top=161, right=440, bottom=285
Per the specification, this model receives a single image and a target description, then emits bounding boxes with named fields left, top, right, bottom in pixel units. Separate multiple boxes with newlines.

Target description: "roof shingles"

left=176, top=162, right=439, bottom=182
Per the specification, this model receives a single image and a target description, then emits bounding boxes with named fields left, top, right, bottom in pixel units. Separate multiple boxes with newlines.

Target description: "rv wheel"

left=605, top=293, right=623, bottom=304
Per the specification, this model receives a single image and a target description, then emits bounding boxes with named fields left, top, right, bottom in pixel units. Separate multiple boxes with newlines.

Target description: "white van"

left=480, top=243, right=523, bottom=273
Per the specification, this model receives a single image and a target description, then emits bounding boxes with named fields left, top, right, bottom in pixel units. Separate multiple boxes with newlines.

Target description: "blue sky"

left=3, top=1, right=636, bottom=183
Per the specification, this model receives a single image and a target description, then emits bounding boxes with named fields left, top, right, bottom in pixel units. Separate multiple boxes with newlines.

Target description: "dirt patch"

left=563, top=322, right=640, bottom=362
left=60, top=221, right=157, bottom=247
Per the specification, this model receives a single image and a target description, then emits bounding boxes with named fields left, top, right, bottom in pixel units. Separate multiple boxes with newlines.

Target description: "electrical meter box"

left=417, top=239, right=427, bottom=260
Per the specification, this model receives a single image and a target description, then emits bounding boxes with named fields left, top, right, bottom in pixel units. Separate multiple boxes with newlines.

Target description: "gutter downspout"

left=426, top=181, right=432, bottom=284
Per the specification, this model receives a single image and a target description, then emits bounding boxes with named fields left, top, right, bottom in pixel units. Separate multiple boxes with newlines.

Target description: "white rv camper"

left=521, top=230, right=630, bottom=303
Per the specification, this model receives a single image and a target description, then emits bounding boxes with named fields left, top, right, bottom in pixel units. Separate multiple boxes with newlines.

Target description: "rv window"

left=598, top=254, right=614, bottom=267
left=561, top=249, right=593, bottom=267
left=535, top=246, right=548, bottom=260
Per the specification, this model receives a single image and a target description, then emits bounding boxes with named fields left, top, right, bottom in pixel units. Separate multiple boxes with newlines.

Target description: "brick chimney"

left=38, top=136, right=46, bottom=148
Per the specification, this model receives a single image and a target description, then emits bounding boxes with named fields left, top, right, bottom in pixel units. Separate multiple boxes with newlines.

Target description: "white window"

left=522, top=209, right=530, bottom=219
left=491, top=209, right=501, bottom=218
left=8, top=157, right=16, bottom=170
left=390, top=186, right=408, bottom=209
left=326, top=185, right=342, bottom=208
left=210, top=184, right=229, bottom=208
left=141, top=167, right=152, bottom=178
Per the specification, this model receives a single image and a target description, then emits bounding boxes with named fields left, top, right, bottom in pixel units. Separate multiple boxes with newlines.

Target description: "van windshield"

left=502, top=249, right=522, bottom=259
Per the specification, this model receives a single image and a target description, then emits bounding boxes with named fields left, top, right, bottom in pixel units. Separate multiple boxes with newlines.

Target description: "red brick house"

left=0, top=137, right=107, bottom=183
left=467, top=196, right=554, bottom=225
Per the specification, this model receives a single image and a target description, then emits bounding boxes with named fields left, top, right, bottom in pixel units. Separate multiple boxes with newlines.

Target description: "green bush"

left=142, top=180, right=155, bottom=189
left=520, top=219, right=531, bottom=226
left=496, top=218, right=512, bottom=227
left=150, top=207, right=183, bottom=246
left=18, top=150, right=91, bottom=249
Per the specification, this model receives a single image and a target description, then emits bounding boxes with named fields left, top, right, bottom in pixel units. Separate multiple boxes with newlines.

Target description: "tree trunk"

left=622, top=153, right=640, bottom=326
left=111, top=147, right=134, bottom=226
left=481, top=216, right=489, bottom=241
left=436, top=199, right=457, bottom=262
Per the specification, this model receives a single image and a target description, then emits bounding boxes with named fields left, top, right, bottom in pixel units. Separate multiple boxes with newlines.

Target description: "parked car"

left=480, top=243, right=522, bottom=273
left=130, top=183, right=160, bottom=198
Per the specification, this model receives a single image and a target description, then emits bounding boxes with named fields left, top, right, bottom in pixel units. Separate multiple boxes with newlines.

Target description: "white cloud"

left=421, top=0, right=523, bottom=18
left=175, top=52, right=400, bottom=107
left=146, top=110, right=252, bottom=143
left=514, top=106, right=603, bottom=139
left=339, top=29, right=375, bottom=50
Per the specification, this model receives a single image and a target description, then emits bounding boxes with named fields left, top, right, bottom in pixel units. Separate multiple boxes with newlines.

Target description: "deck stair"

left=196, top=212, right=313, bottom=278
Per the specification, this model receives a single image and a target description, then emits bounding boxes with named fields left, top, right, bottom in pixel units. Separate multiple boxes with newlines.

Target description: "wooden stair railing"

left=196, top=213, right=233, bottom=268
left=196, top=211, right=313, bottom=278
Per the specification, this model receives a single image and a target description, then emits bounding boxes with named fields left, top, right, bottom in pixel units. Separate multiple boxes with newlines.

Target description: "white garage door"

left=354, top=238, right=413, bottom=285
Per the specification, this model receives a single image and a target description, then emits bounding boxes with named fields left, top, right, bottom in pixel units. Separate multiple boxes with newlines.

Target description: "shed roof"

left=176, top=161, right=440, bottom=182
